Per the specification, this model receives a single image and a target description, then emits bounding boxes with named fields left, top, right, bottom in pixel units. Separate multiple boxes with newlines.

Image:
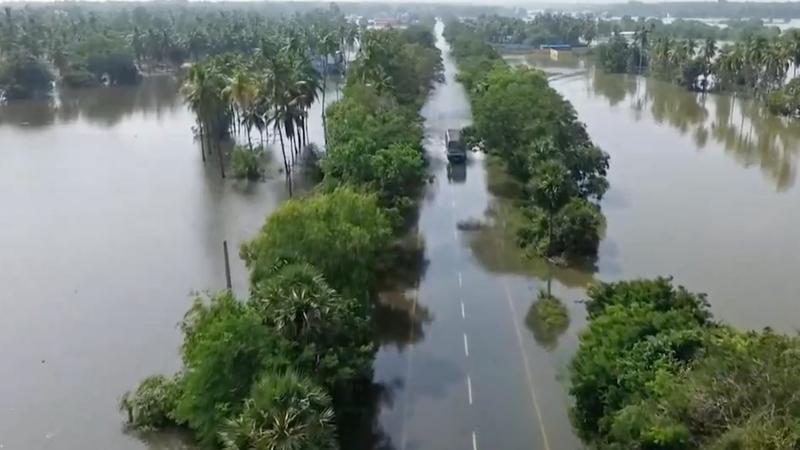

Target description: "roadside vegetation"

left=445, top=19, right=609, bottom=261
left=571, top=277, right=800, bottom=449
left=119, top=16, right=441, bottom=450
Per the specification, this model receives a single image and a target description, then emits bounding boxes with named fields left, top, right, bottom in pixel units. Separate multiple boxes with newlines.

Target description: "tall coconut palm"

left=181, top=63, right=228, bottom=177
left=224, top=69, right=258, bottom=150
left=316, top=29, right=339, bottom=147
left=700, top=37, right=717, bottom=92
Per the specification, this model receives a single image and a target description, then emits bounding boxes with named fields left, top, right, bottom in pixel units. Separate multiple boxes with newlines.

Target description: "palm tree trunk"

left=277, top=127, right=290, bottom=175
left=247, top=128, right=253, bottom=152
left=199, top=122, right=207, bottom=163
left=321, top=62, right=328, bottom=147
left=216, top=138, right=225, bottom=179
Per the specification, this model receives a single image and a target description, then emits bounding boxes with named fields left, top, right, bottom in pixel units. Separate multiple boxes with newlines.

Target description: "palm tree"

left=529, top=159, right=575, bottom=257
left=224, top=69, right=258, bottom=150
left=700, top=37, right=717, bottom=92
left=316, top=29, right=339, bottom=147
left=788, top=30, right=800, bottom=77
left=181, top=63, right=228, bottom=177
left=219, top=371, right=337, bottom=450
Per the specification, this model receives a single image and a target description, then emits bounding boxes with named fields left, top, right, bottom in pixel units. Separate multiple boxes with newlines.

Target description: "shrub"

left=230, top=146, right=267, bottom=180
left=61, top=69, right=99, bottom=88
left=119, top=374, right=182, bottom=430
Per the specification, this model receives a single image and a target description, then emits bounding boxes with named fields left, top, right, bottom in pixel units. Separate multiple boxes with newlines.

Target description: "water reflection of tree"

left=589, top=70, right=800, bottom=191
left=466, top=207, right=596, bottom=289
left=525, top=292, right=571, bottom=351
left=373, top=290, right=433, bottom=350
left=0, top=75, right=182, bottom=128
left=374, top=237, right=433, bottom=350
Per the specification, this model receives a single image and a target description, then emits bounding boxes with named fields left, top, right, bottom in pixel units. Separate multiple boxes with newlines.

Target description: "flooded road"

left=372, top=22, right=583, bottom=450
left=505, top=52, right=800, bottom=332
left=0, top=75, right=334, bottom=450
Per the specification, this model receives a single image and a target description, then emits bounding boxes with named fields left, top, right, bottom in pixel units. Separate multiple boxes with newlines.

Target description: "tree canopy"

left=570, top=277, right=800, bottom=449
left=445, top=20, right=609, bottom=260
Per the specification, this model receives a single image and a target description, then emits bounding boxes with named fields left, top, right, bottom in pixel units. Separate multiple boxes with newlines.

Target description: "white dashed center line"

left=460, top=301, right=466, bottom=319
left=466, top=375, right=473, bottom=405
left=463, top=333, right=470, bottom=357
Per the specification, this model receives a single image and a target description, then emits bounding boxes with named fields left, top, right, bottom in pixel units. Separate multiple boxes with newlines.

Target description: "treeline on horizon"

left=581, top=1, right=800, bottom=20
left=0, top=0, right=486, bottom=101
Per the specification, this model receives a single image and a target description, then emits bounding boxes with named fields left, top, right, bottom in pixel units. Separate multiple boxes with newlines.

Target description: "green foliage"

left=767, top=78, right=800, bottom=117
left=596, top=36, right=632, bottom=74
left=570, top=278, right=711, bottom=442
left=517, top=198, right=604, bottom=258
left=242, top=187, right=391, bottom=300
left=61, top=69, right=99, bottom=88
left=569, top=278, right=800, bottom=449
left=348, top=25, right=442, bottom=107
left=119, top=374, right=183, bottom=430
left=470, top=13, right=598, bottom=47
left=230, top=145, right=268, bottom=180
left=220, top=371, right=337, bottom=450
left=446, top=20, right=609, bottom=259
left=175, top=291, right=279, bottom=445
left=250, top=262, right=374, bottom=389
left=0, top=54, right=53, bottom=100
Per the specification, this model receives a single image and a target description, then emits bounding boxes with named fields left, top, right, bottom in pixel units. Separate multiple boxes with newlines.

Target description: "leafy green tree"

left=175, top=291, right=279, bottom=445
left=241, top=187, right=391, bottom=300
left=570, top=278, right=711, bottom=441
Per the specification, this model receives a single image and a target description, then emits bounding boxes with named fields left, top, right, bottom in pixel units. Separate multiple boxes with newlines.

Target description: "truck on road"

left=445, top=128, right=466, bottom=163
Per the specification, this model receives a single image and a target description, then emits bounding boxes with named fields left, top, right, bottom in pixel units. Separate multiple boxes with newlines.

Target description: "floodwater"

left=7, top=22, right=798, bottom=450
left=505, top=52, right=800, bottom=332
left=371, top=22, right=584, bottom=450
left=0, top=74, right=335, bottom=449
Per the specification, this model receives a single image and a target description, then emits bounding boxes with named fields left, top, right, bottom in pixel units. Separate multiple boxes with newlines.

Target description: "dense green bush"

left=767, top=78, right=800, bottom=117
left=569, top=278, right=800, bottom=449
left=175, top=292, right=279, bottom=444
left=0, top=55, right=53, bottom=100
left=61, top=69, right=99, bottom=88
left=119, top=374, right=183, bottom=430
left=570, top=278, right=711, bottom=442
left=230, top=145, right=267, bottom=180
